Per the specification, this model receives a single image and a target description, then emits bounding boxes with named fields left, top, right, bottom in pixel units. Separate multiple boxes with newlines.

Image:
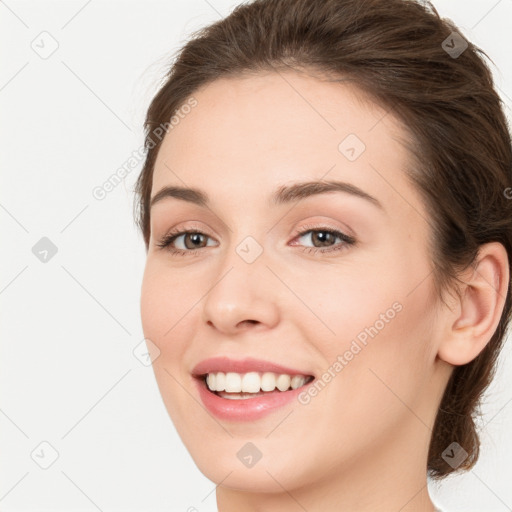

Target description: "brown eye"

left=306, top=230, right=338, bottom=247
left=182, top=232, right=208, bottom=249
left=295, top=228, right=355, bottom=251
left=156, top=230, right=218, bottom=255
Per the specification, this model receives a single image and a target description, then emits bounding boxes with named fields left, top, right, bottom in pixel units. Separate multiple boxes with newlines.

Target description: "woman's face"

left=140, top=70, right=448, bottom=493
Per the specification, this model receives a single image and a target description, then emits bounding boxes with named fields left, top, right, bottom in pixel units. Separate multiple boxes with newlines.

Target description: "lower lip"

left=194, top=376, right=313, bottom=421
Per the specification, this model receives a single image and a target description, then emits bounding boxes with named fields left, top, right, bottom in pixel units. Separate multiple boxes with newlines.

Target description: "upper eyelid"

left=154, top=210, right=357, bottom=236
left=164, top=224, right=348, bottom=237
left=293, top=222, right=353, bottom=237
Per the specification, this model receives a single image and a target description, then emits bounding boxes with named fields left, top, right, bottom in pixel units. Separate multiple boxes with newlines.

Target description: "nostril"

left=240, top=320, right=259, bottom=327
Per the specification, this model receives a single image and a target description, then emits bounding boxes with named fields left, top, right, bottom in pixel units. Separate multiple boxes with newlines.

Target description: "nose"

left=201, top=245, right=281, bottom=335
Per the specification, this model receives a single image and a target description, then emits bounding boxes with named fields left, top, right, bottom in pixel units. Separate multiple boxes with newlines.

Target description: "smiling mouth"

left=198, top=372, right=315, bottom=399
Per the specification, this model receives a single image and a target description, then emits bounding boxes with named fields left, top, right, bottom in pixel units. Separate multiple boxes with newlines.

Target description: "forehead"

left=151, top=70, right=420, bottom=215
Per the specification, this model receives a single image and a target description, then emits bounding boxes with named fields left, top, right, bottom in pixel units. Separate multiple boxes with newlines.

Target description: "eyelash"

left=156, top=224, right=356, bottom=257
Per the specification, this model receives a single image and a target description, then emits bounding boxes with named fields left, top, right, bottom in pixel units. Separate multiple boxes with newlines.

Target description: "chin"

left=187, top=442, right=318, bottom=494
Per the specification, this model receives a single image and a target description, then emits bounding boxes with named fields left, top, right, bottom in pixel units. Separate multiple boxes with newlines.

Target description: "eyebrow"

left=150, top=180, right=384, bottom=211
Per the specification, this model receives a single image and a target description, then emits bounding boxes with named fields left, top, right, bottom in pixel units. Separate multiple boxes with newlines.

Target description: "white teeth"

left=215, top=372, right=226, bottom=391
left=225, top=372, right=242, bottom=392
left=206, top=373, right=216, bottom=390
left=276, top=374, right=291, bottom=391
left=291, top=375, right=306, bottom=389
left=241, top=372, right=261, bottom=393
left=204, top=371, right=311, bottom=393
left=261, top=372, right=276, bottom=391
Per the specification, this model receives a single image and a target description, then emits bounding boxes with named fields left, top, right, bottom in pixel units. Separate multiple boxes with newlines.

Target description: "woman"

left=134, top=0, right=512, bottom=510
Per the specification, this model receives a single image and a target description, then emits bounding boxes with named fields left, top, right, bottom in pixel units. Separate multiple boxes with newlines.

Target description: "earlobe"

left=437, top=242, right=510, bottom=367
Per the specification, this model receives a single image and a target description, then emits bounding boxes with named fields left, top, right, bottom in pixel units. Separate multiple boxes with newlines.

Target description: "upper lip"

left=192, top=356, right=315, bottom=378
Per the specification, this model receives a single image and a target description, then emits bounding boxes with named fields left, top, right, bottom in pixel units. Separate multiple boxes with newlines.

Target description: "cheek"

left=287, top=256, right=399, bottom=344
left=304, top=243, right=435, bottom=403
left=319, top=271, right=436, bottom=425
left=140, top=260, right=200, bottom=353
left=140, top=261, right=202, bottom=423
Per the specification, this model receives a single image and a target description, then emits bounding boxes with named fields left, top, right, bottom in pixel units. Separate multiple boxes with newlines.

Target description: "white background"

left=1, top=1, right=511, bottom=511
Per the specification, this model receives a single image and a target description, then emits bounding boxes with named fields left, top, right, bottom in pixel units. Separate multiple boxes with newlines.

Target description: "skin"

left=140, top=69, right=509, bottom=512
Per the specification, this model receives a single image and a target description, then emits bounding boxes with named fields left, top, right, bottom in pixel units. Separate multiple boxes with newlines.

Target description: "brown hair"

left=133, top=0, right=512, bottom=478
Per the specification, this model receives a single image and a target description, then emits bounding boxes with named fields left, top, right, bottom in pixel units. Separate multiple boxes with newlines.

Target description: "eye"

left=156, top=229, right=217, bottom=256
left=156, top=225, right=356, bottom=256
left=292, top=225, right=356, bottom=254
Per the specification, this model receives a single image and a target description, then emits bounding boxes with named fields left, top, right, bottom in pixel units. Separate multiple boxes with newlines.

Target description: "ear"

left=437, top=242, right=510, bottom=366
